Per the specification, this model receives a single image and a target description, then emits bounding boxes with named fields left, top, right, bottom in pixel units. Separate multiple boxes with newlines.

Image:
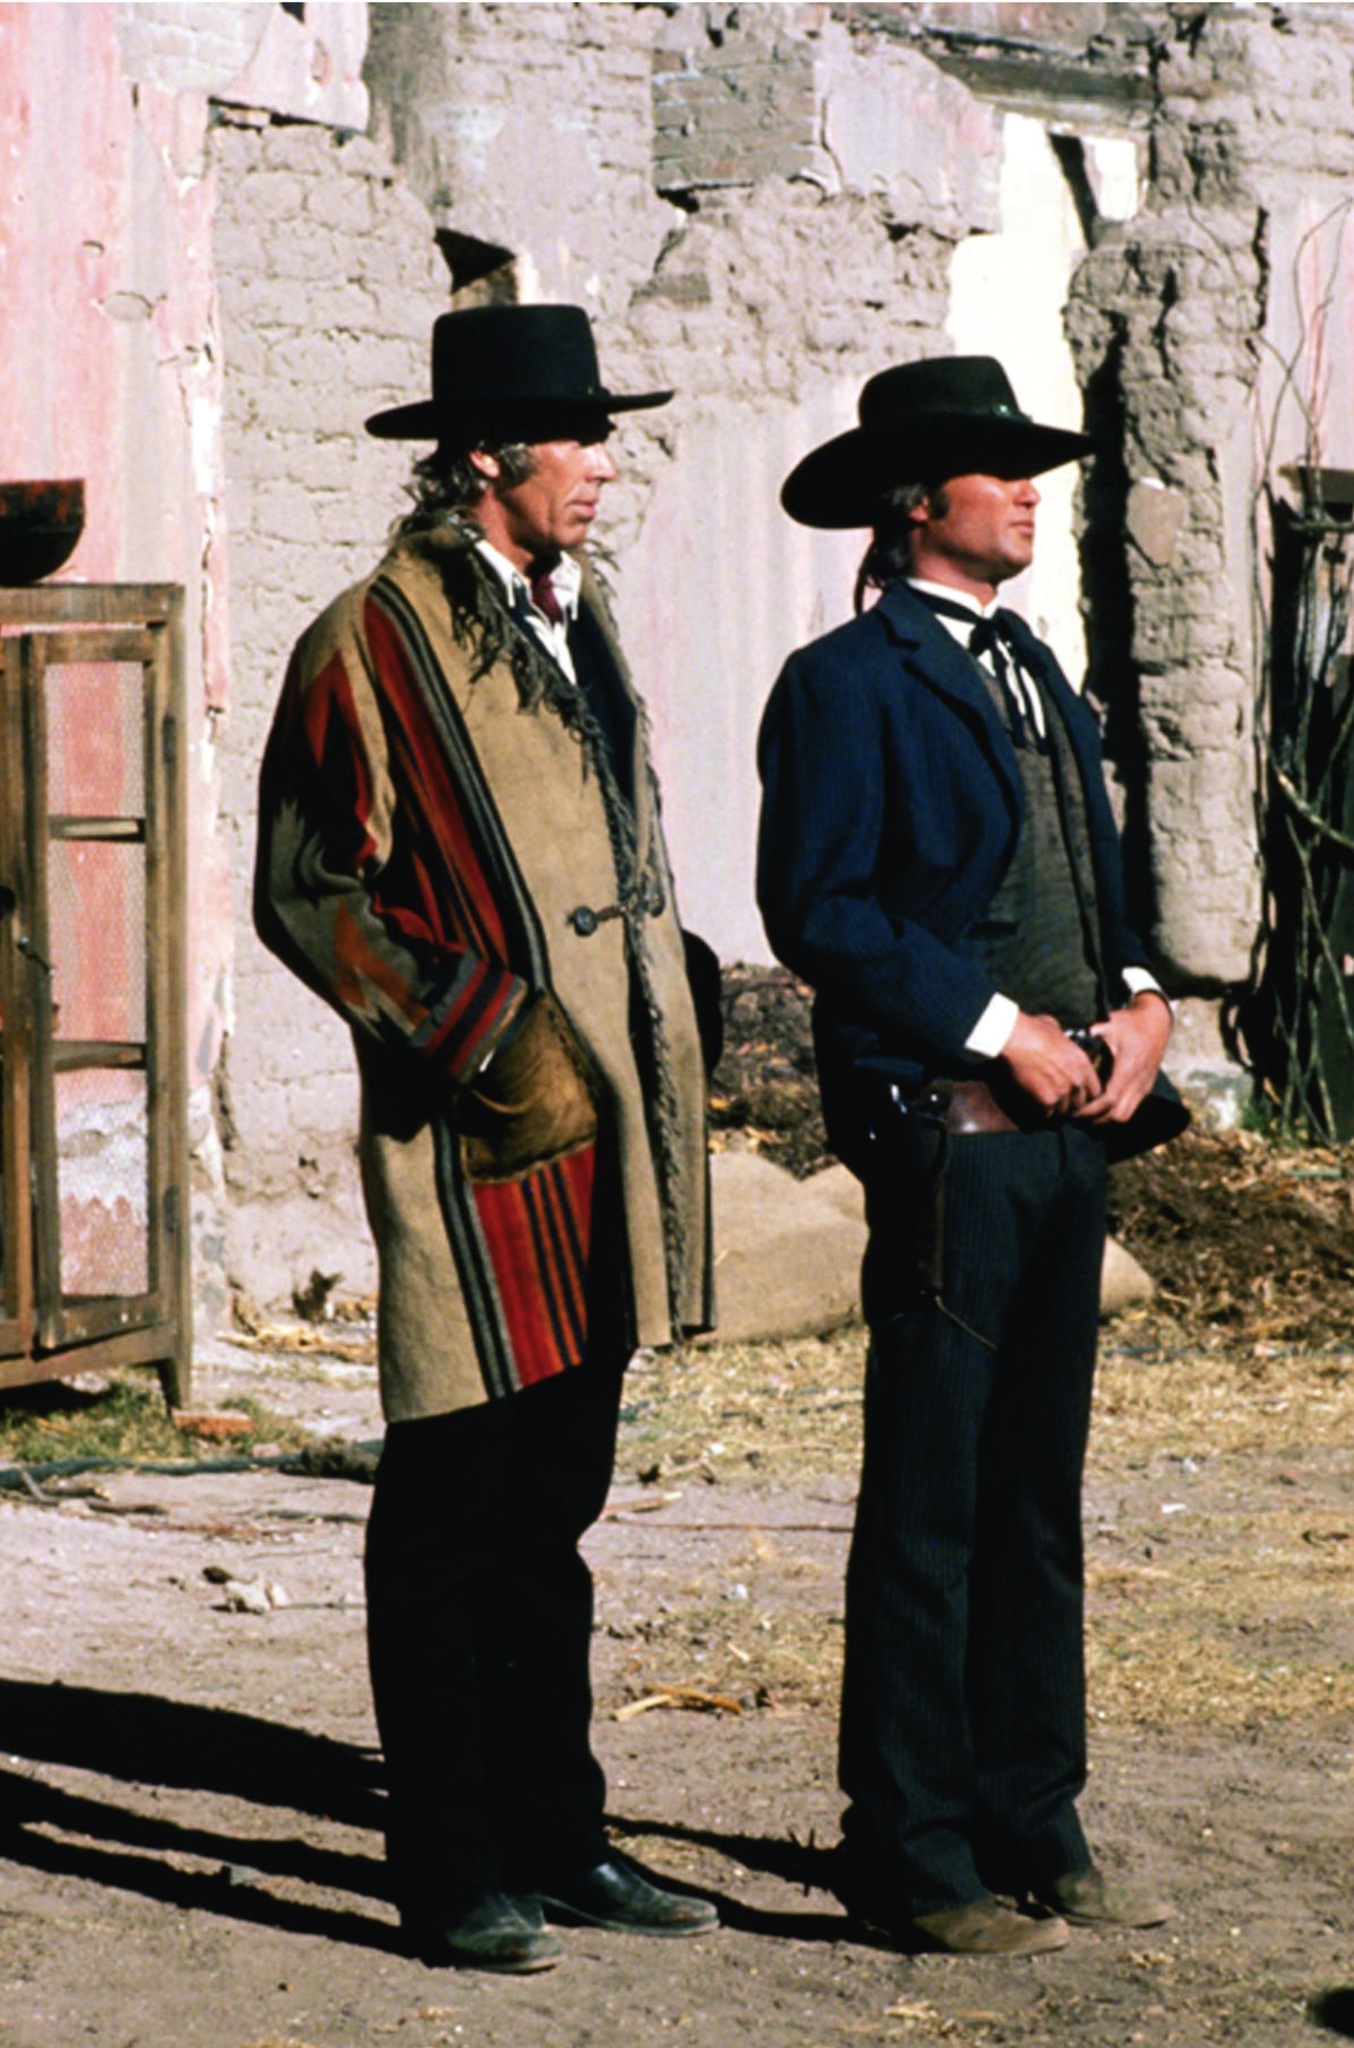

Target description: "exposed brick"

left=213, top=105, right=445, bottom=1298
left=649, top=10, right=817, bottom=193
left=206, top=0, right=1354, bottom=1289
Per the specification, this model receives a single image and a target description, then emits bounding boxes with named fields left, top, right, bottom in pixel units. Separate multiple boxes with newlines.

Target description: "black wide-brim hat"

left=365, top=303, right=672, bottom=440
left=781, top=355, right=1097, bottom=529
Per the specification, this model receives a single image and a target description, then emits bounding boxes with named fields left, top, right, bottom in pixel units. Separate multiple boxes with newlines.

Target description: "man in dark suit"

left=757, top=357, right=1185, bottom=1957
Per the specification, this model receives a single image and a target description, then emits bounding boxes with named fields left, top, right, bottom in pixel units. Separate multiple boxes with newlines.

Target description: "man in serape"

left=255, top=302, right=716, bottom=1973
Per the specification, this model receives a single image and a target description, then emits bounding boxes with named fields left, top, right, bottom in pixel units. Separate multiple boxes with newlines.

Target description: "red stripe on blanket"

left=300, top=651, right=378, bottom=867
left=364, top=597, right=511, bottom=965
left=422, top=959, right=525, bottom=1080
left=472, top=1147, right=597, bottom=1385
left=537, top=1154, right=592, bottom=1341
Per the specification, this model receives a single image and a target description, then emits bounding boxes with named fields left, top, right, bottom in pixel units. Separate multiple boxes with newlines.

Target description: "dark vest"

left=958, top=662, right=1103, bottom=1026
left=568, top=601, right=637, bottom=804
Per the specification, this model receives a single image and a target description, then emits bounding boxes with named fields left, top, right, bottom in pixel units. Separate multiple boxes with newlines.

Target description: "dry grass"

left=618, top=1330, right=1354, bottom=1736
left=623, top=1328, right=1354, bottom=1485
left=618, top=1332, right=865, bottom=1488
left=605, top=1592, right=846, bottom=1717
left=1088, top=1609, right=1354, bottom=1731
left=1093, top=1334, right=1354, bottom=1458
left=1087, top=1343, right=1354, bottom=1724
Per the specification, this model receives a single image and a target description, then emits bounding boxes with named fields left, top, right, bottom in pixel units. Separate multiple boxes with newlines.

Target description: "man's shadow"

left=0, top=1678, right=852, bottom=1950
left=0, top=1677, right=403, bottom=1950
left=615, top=1812, right=858, bottom=1945
left=1312, top=1990, right=1354, bottom=2037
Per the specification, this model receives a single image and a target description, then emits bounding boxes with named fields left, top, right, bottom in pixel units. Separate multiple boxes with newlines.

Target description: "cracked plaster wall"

left=1066, top=5, right=1354, bottom=998
left=0, top=1, right=374, bottom=1330
left=17, top=1, right=1354, bottom=1321
left=362, top=3, right=998, bottom=964
left=212, top=113, right=446, bottom=1311
left=6, top=9, right=270, bottom=1335
left=214, top=2, right=1321, bottom=1306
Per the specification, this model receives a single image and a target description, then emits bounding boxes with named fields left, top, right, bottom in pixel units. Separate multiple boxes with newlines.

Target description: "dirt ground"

left=2, top=972, right=1354, bottom=2047
left=0, top=1311, right=1352, bottom=2048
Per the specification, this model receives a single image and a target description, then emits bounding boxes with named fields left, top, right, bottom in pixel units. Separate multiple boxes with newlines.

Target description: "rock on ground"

left=713, top=1150, right=1154, bottom=1340
left=710, top=1148, right=863, bottom=1341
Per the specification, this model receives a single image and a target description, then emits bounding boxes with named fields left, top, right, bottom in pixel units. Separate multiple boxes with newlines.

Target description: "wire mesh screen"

left=55, top=1069, right=149, bottom=1299
left=44, top=660, right=145, bottom=817
left=46, top=840, right=147, bottom=1046
left=43, top=652, right=153, bottom=1303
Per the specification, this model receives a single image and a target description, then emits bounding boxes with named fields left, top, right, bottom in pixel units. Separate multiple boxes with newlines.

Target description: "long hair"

left=394, top=439, right=537, bottom=540
left=853, top=480, right=950, bottom=613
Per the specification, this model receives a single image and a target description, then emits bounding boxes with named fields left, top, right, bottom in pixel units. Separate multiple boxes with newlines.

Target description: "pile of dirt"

left=711, top=964, right=828, bottom=1178
left=1109, top=1122, right=1354, bottom=1352
left=712, top=964, right=1354, bottom=1355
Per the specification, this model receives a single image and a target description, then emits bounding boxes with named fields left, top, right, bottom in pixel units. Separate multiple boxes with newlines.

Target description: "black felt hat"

left=781, top=355, right=1096, bottom=529
left=365, top=303, right=673, bottom=440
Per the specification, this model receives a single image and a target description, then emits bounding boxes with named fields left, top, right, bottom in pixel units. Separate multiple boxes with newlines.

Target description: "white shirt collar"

left=907, top=576, right=1001, bottom=621
left=474, top=537, right=582, bottom=622
left=907, top=577, right=1045, bottom=738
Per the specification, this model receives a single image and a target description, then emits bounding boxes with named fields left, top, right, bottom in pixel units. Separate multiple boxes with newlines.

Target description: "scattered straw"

left=612, top=1330, right=1354, bottom=1738
left=226, top=1326, right=376, bottom=1366
left=614, top=1685, right=743, bottom=1722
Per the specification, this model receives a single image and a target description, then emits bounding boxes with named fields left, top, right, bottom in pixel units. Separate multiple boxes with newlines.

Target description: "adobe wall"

left=1066, top=5, right=1354, bottom=995
left=361, top=1, right=1021, bottom=959
left=220, top=1, right=1338, bottom=1309
left=0, top=0, right=372, bottom=1326
left=1, top=4, right=229, bottom=1319
left=15, top=2, right=1353, bottom=1322
left=211, top=113, right=446, bottom=1309
left=212, top=1, right=991, bottom=1306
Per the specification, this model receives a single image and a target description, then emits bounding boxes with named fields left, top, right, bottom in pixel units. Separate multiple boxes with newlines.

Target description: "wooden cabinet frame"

left=0, top=583, right=190, bottom=1406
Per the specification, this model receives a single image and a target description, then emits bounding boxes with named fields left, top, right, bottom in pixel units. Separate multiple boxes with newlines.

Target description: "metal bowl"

left=0, top=480, right=86, bottom=584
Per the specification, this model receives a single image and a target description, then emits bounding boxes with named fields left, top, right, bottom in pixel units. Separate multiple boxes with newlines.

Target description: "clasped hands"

left=1000, top=993, right=1172, bottom=1127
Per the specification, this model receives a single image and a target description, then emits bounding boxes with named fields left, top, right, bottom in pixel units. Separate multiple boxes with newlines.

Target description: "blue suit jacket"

left=757, top=581, right=1161, bottom=1169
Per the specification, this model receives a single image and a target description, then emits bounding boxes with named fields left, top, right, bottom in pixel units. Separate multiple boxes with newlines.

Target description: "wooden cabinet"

left=0, top=584, right=190, bottom=1404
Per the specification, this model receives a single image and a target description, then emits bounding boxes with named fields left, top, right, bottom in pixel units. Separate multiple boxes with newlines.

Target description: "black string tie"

left=912, top=587, right=1035, bottom=751
left=968, top=614, right=1030, bottom=750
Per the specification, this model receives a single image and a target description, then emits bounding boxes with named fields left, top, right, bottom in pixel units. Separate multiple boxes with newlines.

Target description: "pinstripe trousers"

left=839, top=1123, right=1107, bottom=1915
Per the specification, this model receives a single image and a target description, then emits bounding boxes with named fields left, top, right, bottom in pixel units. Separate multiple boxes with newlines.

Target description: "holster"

left=863, top=1083, right=949, bottom=1304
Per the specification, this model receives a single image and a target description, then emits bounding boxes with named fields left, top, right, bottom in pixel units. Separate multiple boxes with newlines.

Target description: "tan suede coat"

left=256, top=527, right=712, bottom=1421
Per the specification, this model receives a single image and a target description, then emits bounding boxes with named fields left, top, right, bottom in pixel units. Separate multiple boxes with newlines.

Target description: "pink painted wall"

left=0, top=8, right=205, bottom=1300
left=0, top=1, right=368, bottom=1104
left=0, top=6, right=218, bottom=600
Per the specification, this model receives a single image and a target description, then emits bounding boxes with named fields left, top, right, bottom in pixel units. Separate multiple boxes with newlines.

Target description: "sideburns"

left=486, top=443, right=538, bottom=493
left=852, top=480, right=951, bottom=613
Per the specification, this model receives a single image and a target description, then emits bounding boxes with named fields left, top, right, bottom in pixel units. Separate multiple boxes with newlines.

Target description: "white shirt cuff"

left=966, top=976, right=1168, bottom=1062
left=1123, top=967, right=1171, bottom=1010
left=965, top=992, right=1020, bottom=1060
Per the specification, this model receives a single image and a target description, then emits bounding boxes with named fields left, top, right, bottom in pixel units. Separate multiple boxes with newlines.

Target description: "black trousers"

left=364, top=1354, right=626, bottom=1911
left=839, top=1123, right=1107, bottom=1916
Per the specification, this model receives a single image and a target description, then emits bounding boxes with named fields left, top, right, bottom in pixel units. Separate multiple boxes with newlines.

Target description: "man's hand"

left=999, top=1011, right=1102, bottom=1117
left=460, top=990, right=600, bottom=1182
left=1078, top=992, right=1173, bottom=1128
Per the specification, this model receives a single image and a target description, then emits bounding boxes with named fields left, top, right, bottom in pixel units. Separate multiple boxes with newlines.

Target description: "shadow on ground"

left=621, top=1810, right=852, bottom=1943
left=0, top=1678, right=398, bottom=1949
left=1313, top=1989, right=1354, bottom=2038
left=0, top=1683, right=768, bottom=1951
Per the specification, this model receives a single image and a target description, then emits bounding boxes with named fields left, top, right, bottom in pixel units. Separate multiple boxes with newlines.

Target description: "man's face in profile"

left=909, top=471, right=1040, bottom=594
left=472, top=422, right=618, bottom=569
